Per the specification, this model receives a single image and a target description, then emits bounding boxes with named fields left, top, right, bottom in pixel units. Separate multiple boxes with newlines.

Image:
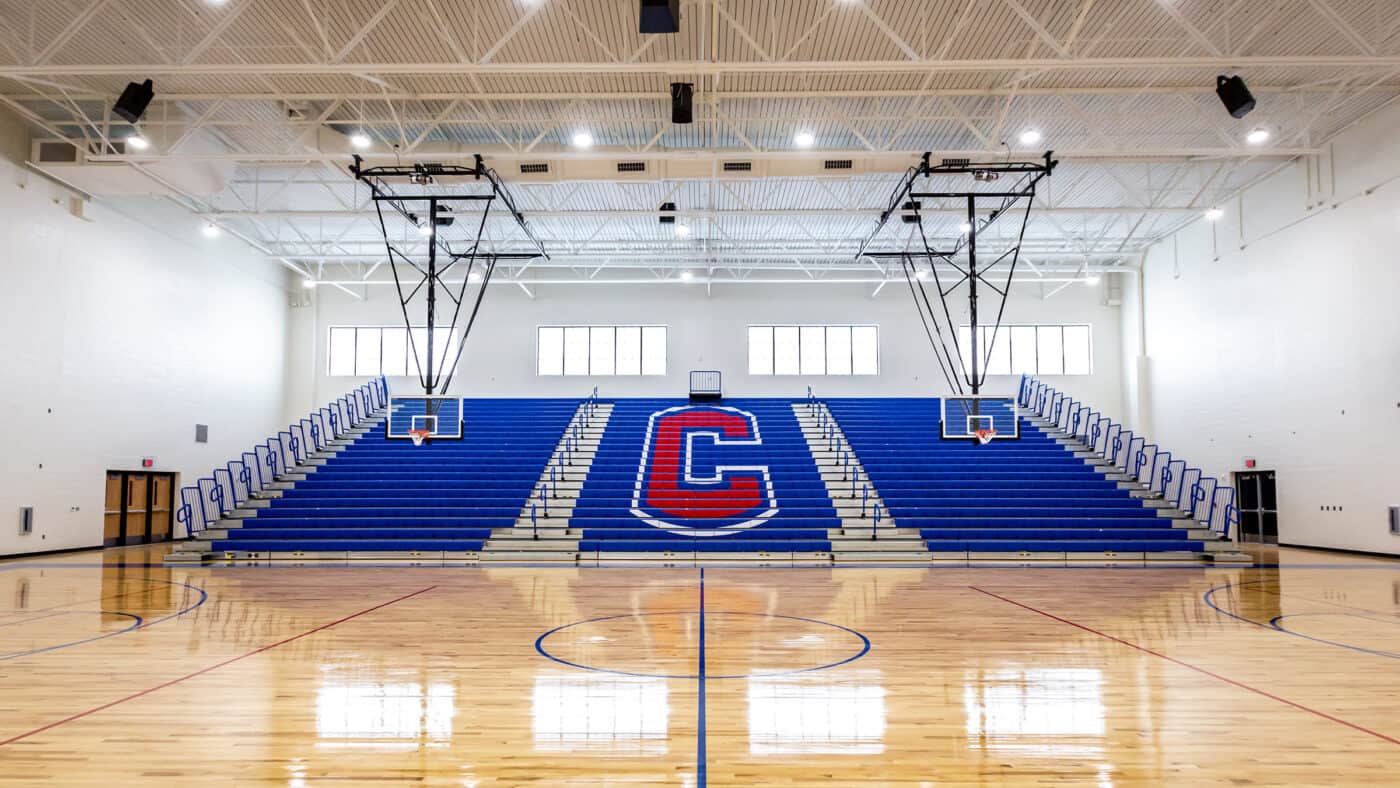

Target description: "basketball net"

left=973, top=428, right=997, bottom=446
left=408, top=429, right=432, bottom=447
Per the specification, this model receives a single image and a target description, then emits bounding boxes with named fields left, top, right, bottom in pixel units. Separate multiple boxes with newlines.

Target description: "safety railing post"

left=861, top=484, right=869, bottom=519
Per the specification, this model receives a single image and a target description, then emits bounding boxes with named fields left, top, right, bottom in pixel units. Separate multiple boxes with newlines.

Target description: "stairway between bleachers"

left=792, top=401, right=935, bottom=562
left=480, top=401, right=613, bottom=561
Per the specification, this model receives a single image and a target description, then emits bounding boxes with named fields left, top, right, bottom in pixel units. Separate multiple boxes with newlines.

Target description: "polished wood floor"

left=1, top=545, right=1397, bottom=786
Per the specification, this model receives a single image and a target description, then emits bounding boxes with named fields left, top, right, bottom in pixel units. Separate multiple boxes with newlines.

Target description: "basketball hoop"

left=408, top=429, right=433, bottom=447
left=973, top=428, right=997, bottom=445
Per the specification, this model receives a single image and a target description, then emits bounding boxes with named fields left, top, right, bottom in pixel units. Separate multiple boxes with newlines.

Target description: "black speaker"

left=901, top=201, right=921, bottom=224
left=640, top=0, right=680, bottom=34
left=671, top=82, right=694, bottom=124
left=113, top=79, right=155, bottom=124
left=659, top=201, right=676, bottom=224
left=1215, top=75, right=1256, bottom=119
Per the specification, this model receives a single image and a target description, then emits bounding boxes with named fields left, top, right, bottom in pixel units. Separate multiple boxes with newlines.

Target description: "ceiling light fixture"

left=1205, top=207, right=1225, bottom=221
left=301, top=279, right=316, bottom=289
left=417, top=222, right=433, bottom=237
left=468, top=271, right=483, bottom=283
left=1084, top=275, right=1101, bottom=286
left=675, top=223, right=691, bottom=237
left=202, top=223, right=221, bottom=238
left=680, top=270, right=695, bottom=282
left=793, top=130, right=815, bottom=148
left=572, top=130, right=594, bottom=149
left=1246, top=127, right=1270, bottom=145
left=349, top=132, right=371, bottom=149
left=959, top=222, right=973, bottom=234
left=1019, top=129, right=1042, bottom=146
left=125, top=133, right=149, bottom=150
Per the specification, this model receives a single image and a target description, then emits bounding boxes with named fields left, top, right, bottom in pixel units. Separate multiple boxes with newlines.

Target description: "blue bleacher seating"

left=209, top=398, right=579, bottom=554
left=825, top=398, right=1205, bottom=555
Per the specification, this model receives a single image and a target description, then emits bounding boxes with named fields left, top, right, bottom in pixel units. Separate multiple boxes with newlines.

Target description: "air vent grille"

left=36, top=141, right=79, bottom=163
left=722, top=161, right=753, bottom=172
left=823, top=159, right=853, bottom=170
left=616, top=161, right=647, bottom=173
left=519, top=162, right=549, bottom=174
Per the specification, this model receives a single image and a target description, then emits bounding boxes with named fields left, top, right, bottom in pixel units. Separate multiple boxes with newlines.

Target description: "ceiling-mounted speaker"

left=1215, top=74, right=1256, bottom=119
left=640, top=0, right=680, bottom=34
left=113, top=79, right=154, bottom=124
left=659, top=201, right=676, bottom=224
left=671, top=82, right=694, bottom=124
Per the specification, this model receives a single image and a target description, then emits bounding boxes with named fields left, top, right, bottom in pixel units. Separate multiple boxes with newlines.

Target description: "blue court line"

left=4, top=560, right=1399, bottom=571
left=0, top=611, right=143, bottom=661
left=0, top=578, right=209, bottom=662
left=698, top=567, right=707, bottom=788
left=533, top=611, right=870, bottom=679
left=1202, top=580, right=1400, bottom=660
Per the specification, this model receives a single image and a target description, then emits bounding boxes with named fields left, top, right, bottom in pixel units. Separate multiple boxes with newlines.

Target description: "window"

left=326, top=325, right=460, bottom=377
left=537, top=325, right=667, bottom=376
left=958, top=324, right=1092, bottom=376
left=748, top=325, right=878, bottom=376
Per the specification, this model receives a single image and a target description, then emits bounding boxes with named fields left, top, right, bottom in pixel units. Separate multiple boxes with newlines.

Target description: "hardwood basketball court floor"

left=1, top=545, right=1396, bottom=786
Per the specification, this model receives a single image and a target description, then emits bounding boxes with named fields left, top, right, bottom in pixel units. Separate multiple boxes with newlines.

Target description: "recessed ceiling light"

left=1019, top=129, right=1042, bottom=145
left=959, top=222, right=973, bottom=234
left=125, top=134, right=149, bottom=150
left=417, top=222, right=433, bottom=237
left=301, top=278, right=316, bottom=289
left=572, top=130, right=594, bottom=149
left=793, top=130, right=815, bottom=148
left=1205, top=207, right=1225, bottom=221
left=680, top=270, right=695, bottom=282
left=1246, top=127, right=1270, bottom=145
left=675, top=223, right=691, bottom=237
left=201, top=222, right=221, bottom=238
left=349, top=132, right=371, bottom=149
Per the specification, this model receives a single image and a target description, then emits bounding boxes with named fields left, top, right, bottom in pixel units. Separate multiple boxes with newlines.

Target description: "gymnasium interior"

left=1, top=0, right=1398, bottom=784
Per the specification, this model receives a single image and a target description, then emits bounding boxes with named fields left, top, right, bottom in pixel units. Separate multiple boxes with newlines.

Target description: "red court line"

left=968, top=585, right=1400, bottom=746
left=0, top=584, right=438, bottom=747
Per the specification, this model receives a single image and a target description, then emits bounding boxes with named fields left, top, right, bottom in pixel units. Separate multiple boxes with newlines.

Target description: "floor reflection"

left=747, top=674, right=886, bottom=755
left=316, top=679, right=455, bottom=750
left=963, top=668, right=1105, bottom=759
left=532, top=674, right=670, bottom=753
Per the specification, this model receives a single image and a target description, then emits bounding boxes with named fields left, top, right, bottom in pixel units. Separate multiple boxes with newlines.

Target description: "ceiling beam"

left=5, top=55, right=1400, bottom=78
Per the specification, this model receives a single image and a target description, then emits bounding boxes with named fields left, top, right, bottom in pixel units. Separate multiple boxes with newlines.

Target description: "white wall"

left=294, top=276, right=1123, bottom=409
left=0, top=153, right=295, bottom=556
left=1126, top=98, right=1400, bottom=555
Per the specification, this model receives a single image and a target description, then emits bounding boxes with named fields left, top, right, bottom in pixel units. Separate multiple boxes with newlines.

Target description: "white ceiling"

left=2, top=0, right=1399, bottom=291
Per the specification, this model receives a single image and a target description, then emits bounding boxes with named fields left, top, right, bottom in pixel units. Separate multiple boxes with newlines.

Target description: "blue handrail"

left=175, top=381, right=382, bottom=541
left=1021, top=376, right=1240, bottom=546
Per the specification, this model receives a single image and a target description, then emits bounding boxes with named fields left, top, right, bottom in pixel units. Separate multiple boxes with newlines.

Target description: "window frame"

left=535, top=324, right=668, bottom=377
left=957, top=322, right=1094, bottom=376
left=326, top=324, right=461, bottom=378
left=747, top=324, right=880, bottom=377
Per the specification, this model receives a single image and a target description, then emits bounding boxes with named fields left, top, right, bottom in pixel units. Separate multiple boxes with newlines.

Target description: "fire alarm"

left=1243, top=457, right=1256, bottom=469
left=141, top=457, right=155, bottom=469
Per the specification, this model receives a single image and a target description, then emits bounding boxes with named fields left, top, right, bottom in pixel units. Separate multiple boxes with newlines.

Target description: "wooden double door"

left=104, top=471, right=176, bottom=547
